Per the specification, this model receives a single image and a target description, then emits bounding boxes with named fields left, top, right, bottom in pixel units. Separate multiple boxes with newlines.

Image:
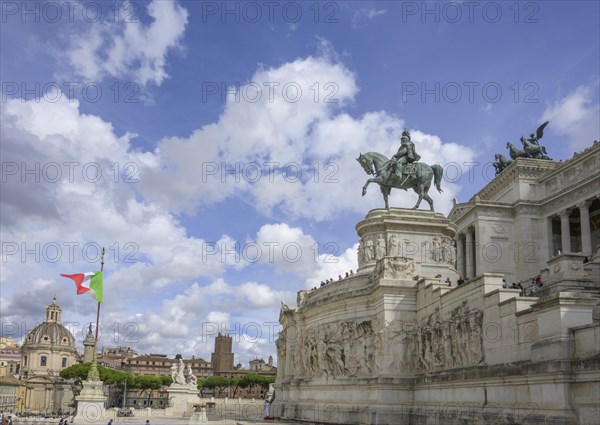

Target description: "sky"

left=1, top=0, right=599, bottom=367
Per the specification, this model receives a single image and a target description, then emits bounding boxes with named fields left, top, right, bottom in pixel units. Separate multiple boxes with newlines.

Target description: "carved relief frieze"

left=397, top=302, right=484, bottom=373
left=285, top=319, right=381, bottom=379
left=373, top=257, right=416, bottom=280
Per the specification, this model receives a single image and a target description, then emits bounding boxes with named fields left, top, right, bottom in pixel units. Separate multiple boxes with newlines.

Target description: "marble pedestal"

left=166, top=384, right=200, bottom=417
left=74, top=379, right=106, bottom=424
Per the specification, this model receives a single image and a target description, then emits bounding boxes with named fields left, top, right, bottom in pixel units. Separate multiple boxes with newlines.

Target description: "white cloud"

left=1, top=46, right=475, bottom=364
left=64, top=0, right=188, bottom=87
left=139, top=52, right=474, bottom=219
left=541, top=85, right=600, bottom=151
left=352, top=8, right=387, bottom=28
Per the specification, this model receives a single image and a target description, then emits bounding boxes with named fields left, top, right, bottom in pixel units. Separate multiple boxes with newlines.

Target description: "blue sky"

left=1, top=0, right=599, bottom=365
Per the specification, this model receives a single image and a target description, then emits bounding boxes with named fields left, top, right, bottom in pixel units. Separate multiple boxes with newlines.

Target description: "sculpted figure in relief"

left=376, top=234, right=386, bottom=260
left=385, top=320, right=405, bottom=371
left=388, top=234, right=400, bottom=257
left=357, top=240, right=364, bottom=265
left=442, top=320, right=454, bottom=368
left=431, top=237, right=441, bottom=262
left=468, top=311, right=484, bottom=365
left=364, top=239, right=375, bottom=262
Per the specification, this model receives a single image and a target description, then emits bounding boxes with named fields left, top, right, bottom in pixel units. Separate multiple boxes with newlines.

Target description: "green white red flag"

left=60, top=271, right=103, bottom=303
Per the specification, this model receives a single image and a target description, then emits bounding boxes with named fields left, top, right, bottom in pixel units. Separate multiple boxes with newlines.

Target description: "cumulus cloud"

left=352, top=8, right=387, bottom=28
left=64, top=0, right=188, bottom=87
left=541, top=85, right=600, bottom=151
left=1, top=46, right=475, bottom=363
left=139, top=52, right=474, bottom=219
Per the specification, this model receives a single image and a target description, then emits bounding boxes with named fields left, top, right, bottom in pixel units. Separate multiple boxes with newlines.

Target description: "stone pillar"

left=559, top=209, right=571, bottom=254
left=546, top=216, right=555, bottom=257
left=465, top=227, right=474, bottom=279
left=456, top=235, right=465, bottom=278
left=578, top=201, right=592, bottom=255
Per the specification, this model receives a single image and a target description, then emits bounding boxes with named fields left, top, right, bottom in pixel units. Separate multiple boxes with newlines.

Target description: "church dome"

left=23, top=322, right=76, bottom=348
left=22, top=298, right=76, bottom=351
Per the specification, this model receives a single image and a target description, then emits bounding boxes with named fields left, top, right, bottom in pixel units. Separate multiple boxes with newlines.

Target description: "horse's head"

left=356, top=153, right=373, bottom=175
left=506, top=142, right=512, bottom=149
left=495, top=153, right=500, bottom=160
left=520, top=136, right=527, bottom=145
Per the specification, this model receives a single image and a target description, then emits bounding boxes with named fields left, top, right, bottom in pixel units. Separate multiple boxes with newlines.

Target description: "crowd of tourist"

left=311, top=270, right=355, bottom=290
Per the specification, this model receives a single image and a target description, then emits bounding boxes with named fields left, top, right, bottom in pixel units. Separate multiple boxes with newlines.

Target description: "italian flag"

left=60, top=271, right=103, bottom=303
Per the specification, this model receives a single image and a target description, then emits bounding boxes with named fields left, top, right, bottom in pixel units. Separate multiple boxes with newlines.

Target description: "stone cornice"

left=474, top=158, right=559, bottom=202
left=539, top=140, right=600, bottom=182
left=541, top=176, right=600, bottom=214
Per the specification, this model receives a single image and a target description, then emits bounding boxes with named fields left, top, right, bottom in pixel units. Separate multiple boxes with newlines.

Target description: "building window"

left=62, top=358, right=67, bottom=368
left=24, top=355, right=28, bottom=366
left=40, top=356, right=47, bottom=367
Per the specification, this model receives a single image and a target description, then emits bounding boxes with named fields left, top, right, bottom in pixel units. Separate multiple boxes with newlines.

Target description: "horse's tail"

left=432, top=164, right=443, bottom=193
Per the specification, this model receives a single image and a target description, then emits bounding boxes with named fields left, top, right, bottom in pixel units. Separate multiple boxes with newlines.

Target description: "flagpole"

left=88, top=247, right=104, bottom=381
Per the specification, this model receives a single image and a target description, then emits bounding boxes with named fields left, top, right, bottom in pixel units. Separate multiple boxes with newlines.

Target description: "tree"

left=160, top=375, right=173, bottom=387
left=133, top=375, right=164, bottom=405
left=237, top=374, right=275, bottom=397
left=198, top=376, right=231, bottom=397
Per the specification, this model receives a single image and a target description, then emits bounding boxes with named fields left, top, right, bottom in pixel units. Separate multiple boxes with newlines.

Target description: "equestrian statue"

left=357, top=130, right=443, bottom=211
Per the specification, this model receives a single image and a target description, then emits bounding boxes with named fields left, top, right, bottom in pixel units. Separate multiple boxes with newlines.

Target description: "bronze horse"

left=357, top=152, right=443, bottom=211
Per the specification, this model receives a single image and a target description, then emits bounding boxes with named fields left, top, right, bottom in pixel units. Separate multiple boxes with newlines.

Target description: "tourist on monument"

left=107, top=420, right=113, bottom=425
left=145, top=420, right=150, bottom=425
left=264, top=399, right=271, bottom=418
left=445, top=278, right=451, bottom=286
left=338, top=274, right=343, bottom=281
left=345, top=272, right=349, bottom=278
left=457, top=276, right=464, bottom=285
left=350, top=270, right=354, bottom=276
left=502, top=279, right=507, bottom=288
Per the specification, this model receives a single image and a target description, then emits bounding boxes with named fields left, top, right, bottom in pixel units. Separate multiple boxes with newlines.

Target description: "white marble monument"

left=165, top=358, right=200, bottom=417
left=273, top=206, right=599, bottom=424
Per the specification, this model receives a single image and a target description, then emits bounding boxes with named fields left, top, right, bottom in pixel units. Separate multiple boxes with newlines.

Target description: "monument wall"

left=273, top=206, right=600, bottom=425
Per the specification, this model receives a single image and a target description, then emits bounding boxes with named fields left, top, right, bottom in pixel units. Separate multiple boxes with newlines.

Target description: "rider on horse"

left=389, top=130, right=421, bottom=183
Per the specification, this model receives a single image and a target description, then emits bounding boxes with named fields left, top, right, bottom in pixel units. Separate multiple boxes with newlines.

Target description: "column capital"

left=577, top=200, right=592, bottom=210
left=559, top=209, right=572, bottom=219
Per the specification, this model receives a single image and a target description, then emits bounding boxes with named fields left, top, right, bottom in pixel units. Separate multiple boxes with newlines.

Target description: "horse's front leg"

left=362, top=177, right=379, bottom=196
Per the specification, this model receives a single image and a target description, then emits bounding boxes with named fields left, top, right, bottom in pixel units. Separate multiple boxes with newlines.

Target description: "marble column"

left=465, top=227, right=474, bottom=279
left=560, top=209, right=572, bottom=254
left=456, top=235, right=465, bottom=278
left=579, top=201, right=592, bottom=255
